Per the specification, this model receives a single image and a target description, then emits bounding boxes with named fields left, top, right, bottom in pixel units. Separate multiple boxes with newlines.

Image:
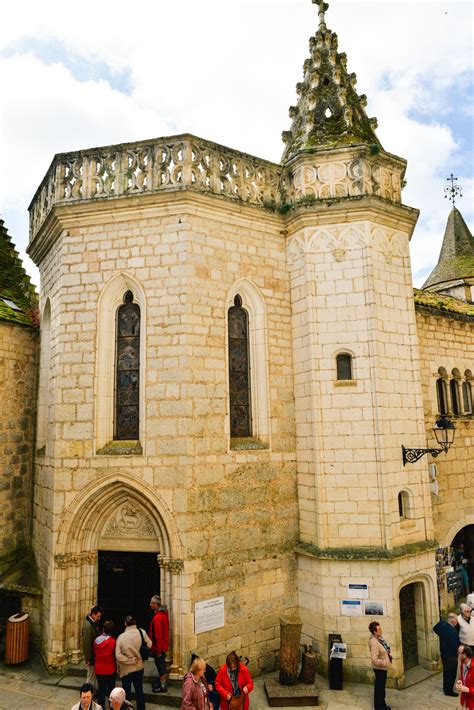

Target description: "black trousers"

left=96, top=673, right=116, bottom=710
left=373, top=668, right=387, bottom=710
left=441, top=656, right=458, bottom=695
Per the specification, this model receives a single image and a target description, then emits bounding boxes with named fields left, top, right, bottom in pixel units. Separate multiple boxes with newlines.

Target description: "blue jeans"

left=122, top=669, right=145, bottom=710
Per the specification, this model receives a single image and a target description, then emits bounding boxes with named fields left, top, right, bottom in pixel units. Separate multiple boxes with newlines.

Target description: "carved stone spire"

left=282, top=0, right=382, bottom=162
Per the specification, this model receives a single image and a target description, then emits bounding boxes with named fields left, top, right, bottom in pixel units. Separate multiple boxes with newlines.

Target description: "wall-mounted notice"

left=195, top=596, right=225, bottom=634
left=364, top=601, right=385, bottom=616
left=341, top=599, right=363, bottom=616
left=347, top=583, right=369, bottom=599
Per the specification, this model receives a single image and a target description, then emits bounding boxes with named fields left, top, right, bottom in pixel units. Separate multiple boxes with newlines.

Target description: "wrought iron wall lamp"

left=402, top=416, right=455, bottom=466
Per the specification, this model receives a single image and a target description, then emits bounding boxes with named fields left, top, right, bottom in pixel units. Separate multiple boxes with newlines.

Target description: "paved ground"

left=0, top=659, right=462, bottom=710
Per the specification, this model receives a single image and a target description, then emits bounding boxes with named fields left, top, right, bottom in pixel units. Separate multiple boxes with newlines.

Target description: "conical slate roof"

left=0, top=219, right=38, bottom=326
left=422, top=207, right=474, bottom=290
left=282, top=0, right=381, bottom=162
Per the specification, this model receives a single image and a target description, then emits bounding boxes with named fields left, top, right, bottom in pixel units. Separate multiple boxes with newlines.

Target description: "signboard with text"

left=195, top=596, right=225, bottom=634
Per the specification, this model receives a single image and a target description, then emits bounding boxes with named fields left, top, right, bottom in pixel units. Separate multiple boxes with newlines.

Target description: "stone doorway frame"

left=49, top=471, right=186, bottom=677
left=397, top=576, right=436, bottom=676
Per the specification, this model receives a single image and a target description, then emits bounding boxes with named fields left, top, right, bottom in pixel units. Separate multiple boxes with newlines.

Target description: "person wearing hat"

left=109, top=688, right=133, bottom=710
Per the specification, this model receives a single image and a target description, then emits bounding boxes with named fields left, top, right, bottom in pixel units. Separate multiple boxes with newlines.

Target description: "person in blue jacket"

left=433, top=612, right=461, bottom=696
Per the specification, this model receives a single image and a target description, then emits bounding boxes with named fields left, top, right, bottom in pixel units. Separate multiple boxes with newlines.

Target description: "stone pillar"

left=279, top=615, right=302, bottom=685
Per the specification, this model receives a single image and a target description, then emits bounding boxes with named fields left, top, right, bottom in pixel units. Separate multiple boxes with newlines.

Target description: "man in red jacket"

left=149, top=594, right=170, bottom=693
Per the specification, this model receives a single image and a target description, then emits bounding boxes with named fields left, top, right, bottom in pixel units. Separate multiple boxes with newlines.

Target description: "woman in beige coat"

left=368, top=621, right=392, bottom=710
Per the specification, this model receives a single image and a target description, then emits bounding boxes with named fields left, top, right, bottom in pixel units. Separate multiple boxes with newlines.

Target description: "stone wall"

left=416, top=309, right=474, bottom=546
left=31, top=191, right=299, bottom=673
left=0, top=320, right=37, bottom=574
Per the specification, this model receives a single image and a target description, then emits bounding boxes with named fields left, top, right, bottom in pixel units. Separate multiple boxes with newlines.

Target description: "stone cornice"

left=296, top=539, right=438, bottom=561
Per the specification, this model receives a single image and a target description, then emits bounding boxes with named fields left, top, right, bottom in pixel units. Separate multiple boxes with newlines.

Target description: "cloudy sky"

left=0, top=0, right=472, bottom=289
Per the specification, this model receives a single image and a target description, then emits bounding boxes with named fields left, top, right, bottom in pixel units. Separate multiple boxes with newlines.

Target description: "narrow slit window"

left=336, top=353, right=353, bottom=380
left=450, top=377, right=461, bottom=416
left=115, top=290, right=140, bottom=440
left=398, top=491, right=410, bottom=519
left=228, top=295, right=252, bottom=438
left=463, top=379, right=473, bottom=415
left=436, top=373, right=449, bottom=415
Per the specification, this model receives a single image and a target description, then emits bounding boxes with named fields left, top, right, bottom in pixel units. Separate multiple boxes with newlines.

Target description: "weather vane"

left=444, top=173, right=462, bottom=207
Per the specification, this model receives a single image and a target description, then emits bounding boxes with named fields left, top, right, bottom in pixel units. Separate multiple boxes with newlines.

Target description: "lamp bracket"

left=402, top=446, right=446, bottom=466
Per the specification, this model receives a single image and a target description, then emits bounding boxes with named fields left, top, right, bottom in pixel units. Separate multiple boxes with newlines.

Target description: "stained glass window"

left=115, top=291, right=140, bottom=440
left=228, top=295, right=252, bottom=438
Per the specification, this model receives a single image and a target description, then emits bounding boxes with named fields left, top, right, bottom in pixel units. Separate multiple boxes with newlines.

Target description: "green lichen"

left=0, top=220, right=38, bottom=328
left=296, top=539, right=438, bottom=561
left=96, top=440, right=143, bottom=456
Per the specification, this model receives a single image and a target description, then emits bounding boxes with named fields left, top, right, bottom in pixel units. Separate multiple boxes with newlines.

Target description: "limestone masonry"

left=0, top=0, right=473, bottom=690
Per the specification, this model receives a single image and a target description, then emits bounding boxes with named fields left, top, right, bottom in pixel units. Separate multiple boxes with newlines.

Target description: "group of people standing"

left=434, top=600, right=474, bottom=707
left=181, top=651, right=253, bottom=710
left=80, top=595, right=169, bottom=710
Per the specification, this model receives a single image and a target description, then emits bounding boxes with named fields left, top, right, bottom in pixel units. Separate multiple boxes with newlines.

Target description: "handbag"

left=138, top=627, right=150, bottom=661
left=229, top=695, right=244, bottom=710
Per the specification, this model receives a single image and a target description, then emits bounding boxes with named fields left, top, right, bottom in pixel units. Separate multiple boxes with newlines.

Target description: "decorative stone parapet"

left=28, top=135, right=407, bottom=243
left=284, top=145, right=405, bottom=205
left=28, top=134, right=284, bottom=241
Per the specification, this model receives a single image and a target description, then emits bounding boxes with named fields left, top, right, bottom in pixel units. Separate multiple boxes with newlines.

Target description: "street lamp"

left=402, top=417, right=455, bottom=466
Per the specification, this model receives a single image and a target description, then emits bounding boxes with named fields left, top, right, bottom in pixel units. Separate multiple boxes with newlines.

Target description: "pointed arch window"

left=115, top=290, right=140, bottom=440
left=228, top=294, right=252, bottom=438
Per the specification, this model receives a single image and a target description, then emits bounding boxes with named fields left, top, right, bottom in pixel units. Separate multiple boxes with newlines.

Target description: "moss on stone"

left=96, top=440, right=143, bottom=456
left=0, top=220, right=38, bottom=328
left=296, top=539, right=437, bottom=561
left=414, top=288, right=474, bottom=318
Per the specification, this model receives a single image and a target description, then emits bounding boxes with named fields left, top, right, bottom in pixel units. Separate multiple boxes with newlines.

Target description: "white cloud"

left=0, top=0, right=472, bottom=287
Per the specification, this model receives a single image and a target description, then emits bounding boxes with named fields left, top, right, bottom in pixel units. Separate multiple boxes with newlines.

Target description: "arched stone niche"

left=49, top=472, right=186, bottom=676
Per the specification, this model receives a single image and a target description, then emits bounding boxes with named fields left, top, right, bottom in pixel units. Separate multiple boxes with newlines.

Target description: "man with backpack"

left=116, top=615, right=152, bottom=710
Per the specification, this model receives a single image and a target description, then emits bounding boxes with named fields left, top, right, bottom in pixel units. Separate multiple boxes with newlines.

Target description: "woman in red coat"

left=457, top=644, right=474, bottom=709
left=94, top=620, right=117, bottom=710
left=215, top=652, right=253, bottom=710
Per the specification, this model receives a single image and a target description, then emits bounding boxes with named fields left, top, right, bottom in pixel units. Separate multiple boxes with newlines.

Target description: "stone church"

left=1, top=0, right=473, bottom=688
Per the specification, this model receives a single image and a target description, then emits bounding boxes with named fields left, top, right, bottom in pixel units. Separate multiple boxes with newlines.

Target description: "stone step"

left=48, top=674, right=182, bottom=707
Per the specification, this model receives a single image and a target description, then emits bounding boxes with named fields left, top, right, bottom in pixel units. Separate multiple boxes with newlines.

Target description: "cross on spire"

left=444, top=173, right=463, bottom=207
left=312, top=0, right=329, bottom=30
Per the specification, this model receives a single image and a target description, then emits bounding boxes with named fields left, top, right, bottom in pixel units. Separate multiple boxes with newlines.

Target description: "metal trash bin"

left=328, top=633, right=343, bottom=690
left=5, top=612, right=29, bottom=664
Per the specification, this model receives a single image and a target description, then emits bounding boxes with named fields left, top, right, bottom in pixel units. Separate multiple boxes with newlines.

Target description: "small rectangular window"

left=336, top=353, right=353, bottom=380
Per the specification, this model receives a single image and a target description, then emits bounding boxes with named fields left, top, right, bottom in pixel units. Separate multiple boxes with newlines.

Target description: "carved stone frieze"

left=54, top=551, right=96, bottom=569
left=290, top=157, right=401, bottom=203
left=287, top=224, right=407, bottom=266
left=103, top=501, right=155, bottom=538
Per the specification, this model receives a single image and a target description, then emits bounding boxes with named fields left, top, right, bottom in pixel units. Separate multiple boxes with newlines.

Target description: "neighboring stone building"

left=0, top=219, right=40, bottom=631
left=1, top=0, right=472, bottom=690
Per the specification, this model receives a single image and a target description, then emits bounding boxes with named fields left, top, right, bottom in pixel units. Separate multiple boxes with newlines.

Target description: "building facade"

left=1, top=0, right=473, bottom=688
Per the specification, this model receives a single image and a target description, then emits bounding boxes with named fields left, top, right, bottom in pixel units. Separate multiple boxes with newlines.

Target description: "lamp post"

left=402, top=417, right=455, bottom=466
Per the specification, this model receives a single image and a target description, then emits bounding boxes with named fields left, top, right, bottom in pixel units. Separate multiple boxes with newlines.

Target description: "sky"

left=0, top=0, right=472, bottom=289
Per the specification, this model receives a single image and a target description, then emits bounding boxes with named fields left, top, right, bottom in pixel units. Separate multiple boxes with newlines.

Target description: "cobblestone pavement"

left=0, top=661, right=461, bottom=710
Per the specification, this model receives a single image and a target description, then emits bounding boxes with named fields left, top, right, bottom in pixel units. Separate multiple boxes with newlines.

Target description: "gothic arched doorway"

left=48, top=473, right=185, bottom=676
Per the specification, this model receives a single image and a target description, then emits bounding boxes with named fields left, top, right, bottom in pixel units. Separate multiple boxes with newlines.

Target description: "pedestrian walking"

left=116, top=615, right=152, bottom=710
left=456, top=644, right=474, bottom=708
left=109, top=687, right=133, bottom=710
left=94, top=620, right=117, bottom=710
left=149, top=594, right=170, bottom=693
left=192, top=652, right=220, bottom=710
left=215, top=651, right=253, bottom=710
left=71, top=682, right=103, bottom=710
left=368, top=621, right=392, bottom=710
left=433, top=612, right=460, bottom=696
left=458, top=604, right=474, bottom=646
left=181, top=656, right=213, bottom=710
left=82, top=605, right=104, bottom=690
